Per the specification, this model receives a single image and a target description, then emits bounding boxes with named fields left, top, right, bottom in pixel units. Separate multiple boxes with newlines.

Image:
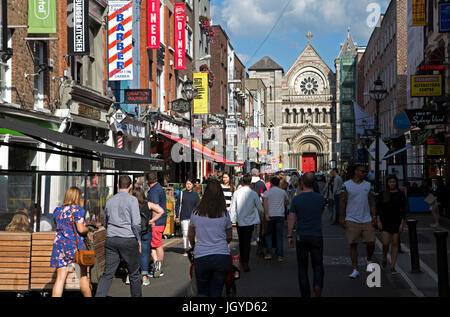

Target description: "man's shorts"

left=345, top=221, right=376, bottom=244
left=151, top=225, right=166, bottom=248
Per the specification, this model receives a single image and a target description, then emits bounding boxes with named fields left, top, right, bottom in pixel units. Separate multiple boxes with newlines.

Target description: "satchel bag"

left=70, top=206, right=96, bottom=267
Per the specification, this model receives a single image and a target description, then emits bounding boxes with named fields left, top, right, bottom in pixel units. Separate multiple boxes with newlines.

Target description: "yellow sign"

left=412, top=0, right=426, bottom=26
left=250, top=140, right=259, bottom=148
left=427, top=145, right=445, bottom=156
left=193, top=73, right=208, bottom=115
left=411, top=75, right=442, bottom=97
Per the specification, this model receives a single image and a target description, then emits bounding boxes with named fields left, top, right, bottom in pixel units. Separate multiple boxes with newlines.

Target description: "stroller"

left=187, top=249, right=240, bottom=297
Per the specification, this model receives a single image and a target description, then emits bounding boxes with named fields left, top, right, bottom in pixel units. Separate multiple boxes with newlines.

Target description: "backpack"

left=140, top=203, right=151, bottom=235
left=251, top=180, right=265, bottom=197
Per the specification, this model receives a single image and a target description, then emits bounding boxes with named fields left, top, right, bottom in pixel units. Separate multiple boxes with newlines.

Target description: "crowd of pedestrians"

left=34, top=164, right=447, bottom=298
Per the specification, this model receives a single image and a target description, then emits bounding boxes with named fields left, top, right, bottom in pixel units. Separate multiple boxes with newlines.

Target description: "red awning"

left=157, top=132, right=243, bottom=167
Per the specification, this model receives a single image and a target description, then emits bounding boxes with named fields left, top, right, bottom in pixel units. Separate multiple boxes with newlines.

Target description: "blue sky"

left=211, top=0, right=390, bottom=72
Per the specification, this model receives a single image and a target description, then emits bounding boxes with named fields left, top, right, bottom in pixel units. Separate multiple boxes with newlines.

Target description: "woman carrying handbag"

left=50, top=187, right=92, bottom=297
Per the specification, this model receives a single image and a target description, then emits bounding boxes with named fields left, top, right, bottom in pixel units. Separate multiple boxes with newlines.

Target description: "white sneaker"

left=142, top=277, right=150, bottom=286
left=251, top=241, right=258, bottom=246
left=366, top=262, right=376, bottom=273
left=183, top=252, right=188, bottom=257
left=125, top=275, right=130, bottom=285
left=349, top=269, right=360, bottom=279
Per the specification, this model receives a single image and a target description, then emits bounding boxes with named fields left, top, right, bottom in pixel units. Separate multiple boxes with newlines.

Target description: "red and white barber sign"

left=147, top=0, right=160, bottom=49
left=108, top=1, right=133, bottom=81
left=174, top=3, right=185, bottom=70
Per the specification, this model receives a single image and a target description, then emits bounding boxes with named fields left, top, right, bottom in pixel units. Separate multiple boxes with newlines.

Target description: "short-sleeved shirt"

left=147, top=183, right=167, bottom=227
left=340, top=180, right=373, bottom=223
left=50, top=205, right=87, bottom=268
left=263, top=186, right=289, bottom=217
left=289, top=192, right=325, bottom=238
left=189, top=212, right=232, bottom=259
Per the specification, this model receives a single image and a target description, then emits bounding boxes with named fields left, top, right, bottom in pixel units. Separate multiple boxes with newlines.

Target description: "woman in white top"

left=220, top=173, right=235, bottom=212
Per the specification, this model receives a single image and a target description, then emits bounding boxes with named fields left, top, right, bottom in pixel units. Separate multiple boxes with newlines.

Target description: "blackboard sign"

left=124, top=89, right=152, bottom=104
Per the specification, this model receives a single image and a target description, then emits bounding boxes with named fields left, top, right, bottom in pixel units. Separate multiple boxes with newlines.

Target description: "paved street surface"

left=101, top=211, right=448, bottom=297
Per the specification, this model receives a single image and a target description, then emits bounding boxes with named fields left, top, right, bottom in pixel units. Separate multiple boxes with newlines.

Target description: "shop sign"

left=411, top=75, right=442, bottom=97
left=147, top=0, right=160, bottom=49
left=172, top=99, right=190, bottom=113
left=258, top=150, right=267, bottom=156
left=113, top=109, right=126, bottom=123
left=393, top=112, right=411, bottom=132
left=439, top=2, right=450, bottom=32
left=250, top=140, right=259, bottom=148
left=124, top=89, right=152, bottom=104
left=101, top=157, right=116, bottom=169
left=420, top=65, right=444, bottom=71
left=108, top=1, right=133, bottom=81
left=193, top=73, right=208, bottom=114
left=248, top=132, right=259, bottom=138
left=412, top=0, right=426, bottom=27
left=115, top=122, right=144, bottom=138
left=405, top=110, right=446, bottom=127
left=427, top=144, right=445, bottom=157
left=78, top=103, right=101, bottom=120
left=28, top=0, right=57, bottom=34
left=174, top=3, right=185, bottom=70
left=155, top=117, right=189, bottom=137
left=67, top=0, right=90, bottom=55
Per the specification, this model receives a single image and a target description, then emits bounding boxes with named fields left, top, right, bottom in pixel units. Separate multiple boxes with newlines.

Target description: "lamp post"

left=369, top=77, right=387, bottom=194
left=182, top=80, right=198, bottom=180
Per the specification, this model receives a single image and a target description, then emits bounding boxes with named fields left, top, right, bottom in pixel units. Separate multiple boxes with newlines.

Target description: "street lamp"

left=182, top=80, right=198, bottom=180
left=369, top=77, right=387, bottom=194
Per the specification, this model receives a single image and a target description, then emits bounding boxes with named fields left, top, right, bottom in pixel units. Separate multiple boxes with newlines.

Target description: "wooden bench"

left=0, top=232, right=31, bottom=292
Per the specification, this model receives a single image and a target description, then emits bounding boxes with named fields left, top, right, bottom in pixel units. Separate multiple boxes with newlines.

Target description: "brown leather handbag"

left=70, top=206, right=96, bottom=266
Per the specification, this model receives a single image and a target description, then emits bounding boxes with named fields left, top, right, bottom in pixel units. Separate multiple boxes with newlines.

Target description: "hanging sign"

left=405, top=110, right=446, bottom=127
left=67, top=0, right=90, bottom=55
left=411, top=75, right=442, bottom=97
left=108, top=1, right=133, bottom=81
left=28, top=0, right=57, bottom=34
left=124, top=89, right=152, bottom=104
left=393, top=112, right=411, bottom=132
left=147, top=0, right=160, bottom=49
left=427, top=145, right=445, bottom=157
left=193, top=73, right=208, bottom=114
left=412, top=0, right=426, bottom=27
left=174, top=3, right=185, bottom=70
left=172, top=99, right=190, bottom=113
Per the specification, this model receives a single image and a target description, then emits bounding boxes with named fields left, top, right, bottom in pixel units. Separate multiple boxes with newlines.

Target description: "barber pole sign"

left=174, top=3, right=185, bottom=70
left=108, top=1, right=133, bottom=81
left=117, top=134, right=124, bottom=148
left=147, top=0, right=160, bottom=49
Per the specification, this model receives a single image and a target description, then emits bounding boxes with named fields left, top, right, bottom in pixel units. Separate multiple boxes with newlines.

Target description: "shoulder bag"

left=70, top=205, right=96, bottom=267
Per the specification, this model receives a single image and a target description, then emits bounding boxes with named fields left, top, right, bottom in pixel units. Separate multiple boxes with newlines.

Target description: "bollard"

left=406, top=219, right=421, bottom=273
left=433, top=231, right=449, bottom=297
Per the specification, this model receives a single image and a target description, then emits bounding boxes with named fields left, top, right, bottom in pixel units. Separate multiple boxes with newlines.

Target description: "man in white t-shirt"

left=263, top=176, right=290, bottom=261
left=339, top=165, right=377, bottom=279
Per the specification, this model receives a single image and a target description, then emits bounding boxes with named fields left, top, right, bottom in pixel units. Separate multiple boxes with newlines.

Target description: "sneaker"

left=391, top=268, right=399, bottom=275
left=153, top=261, right=162, bottom=278
left=264, top=254, right=272, bottom=260
left=366, top=261, right=376, bottom=273
left=183, top=252, right=188, bottom=257
left=125, top=275, right=130, bottom=285
left=349, top=269, right=360, bottom=279
left=142, top=277, right=150, bottom=286
left=251, top=241, right=258, bottom=246
left=277, top=256, right=284, bottom=262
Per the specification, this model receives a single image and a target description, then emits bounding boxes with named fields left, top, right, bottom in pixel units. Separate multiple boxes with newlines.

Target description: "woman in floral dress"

left=50, top=187, right=92, bottom=297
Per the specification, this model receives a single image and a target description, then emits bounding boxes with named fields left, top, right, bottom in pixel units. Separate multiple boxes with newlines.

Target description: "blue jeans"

left=140, top=232, right=152, bottom=275
left=194, top=254, right=231, bottom=297
left=296, top=236, right=324, bottom=297
left=265, top=216, right=284, bottom=256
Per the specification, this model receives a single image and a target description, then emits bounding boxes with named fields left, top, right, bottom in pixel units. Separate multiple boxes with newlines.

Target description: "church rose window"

left=300, top=77, right=318, bottom=95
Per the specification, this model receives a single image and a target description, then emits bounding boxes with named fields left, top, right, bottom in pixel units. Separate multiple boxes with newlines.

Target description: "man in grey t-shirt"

left=96, top=175, right=142, bottom=297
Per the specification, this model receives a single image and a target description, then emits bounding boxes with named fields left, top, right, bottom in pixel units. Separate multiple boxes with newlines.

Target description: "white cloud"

left=212, top=0, right=390, bottom=43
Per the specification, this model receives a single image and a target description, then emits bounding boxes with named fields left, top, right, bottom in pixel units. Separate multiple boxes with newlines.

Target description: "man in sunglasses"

left=339, top=164, right=377, bottom=279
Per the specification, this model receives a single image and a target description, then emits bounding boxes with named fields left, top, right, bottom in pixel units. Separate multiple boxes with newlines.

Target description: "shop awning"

left=0, top=115, right=163, bottom=172
left=383, top=145, right=413, bottom=160
left=157, top=132, right=244, bottom=167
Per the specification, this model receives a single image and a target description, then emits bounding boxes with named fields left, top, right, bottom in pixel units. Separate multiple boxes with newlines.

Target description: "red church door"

left=302, top=153, right=317, bottom=173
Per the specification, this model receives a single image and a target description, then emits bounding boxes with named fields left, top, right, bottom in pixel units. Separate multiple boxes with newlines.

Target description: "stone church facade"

left=249, top=33, right=336, bottom=173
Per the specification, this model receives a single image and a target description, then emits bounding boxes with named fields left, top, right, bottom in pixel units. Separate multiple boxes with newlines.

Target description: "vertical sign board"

left=108, top=1, right=133, bottom=81
left=412, top=0, right=426, bottom=26
left=439, top=3, right=450, bottom=32
left=174, top=3, right=185, bottom=70
left=193, top=73, right=208, bottom=115
left=67, top=0, right=90, bottom=55
left=28, top=0, right=57, bottom=33
left=147, top=0, right=160, bottom=49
